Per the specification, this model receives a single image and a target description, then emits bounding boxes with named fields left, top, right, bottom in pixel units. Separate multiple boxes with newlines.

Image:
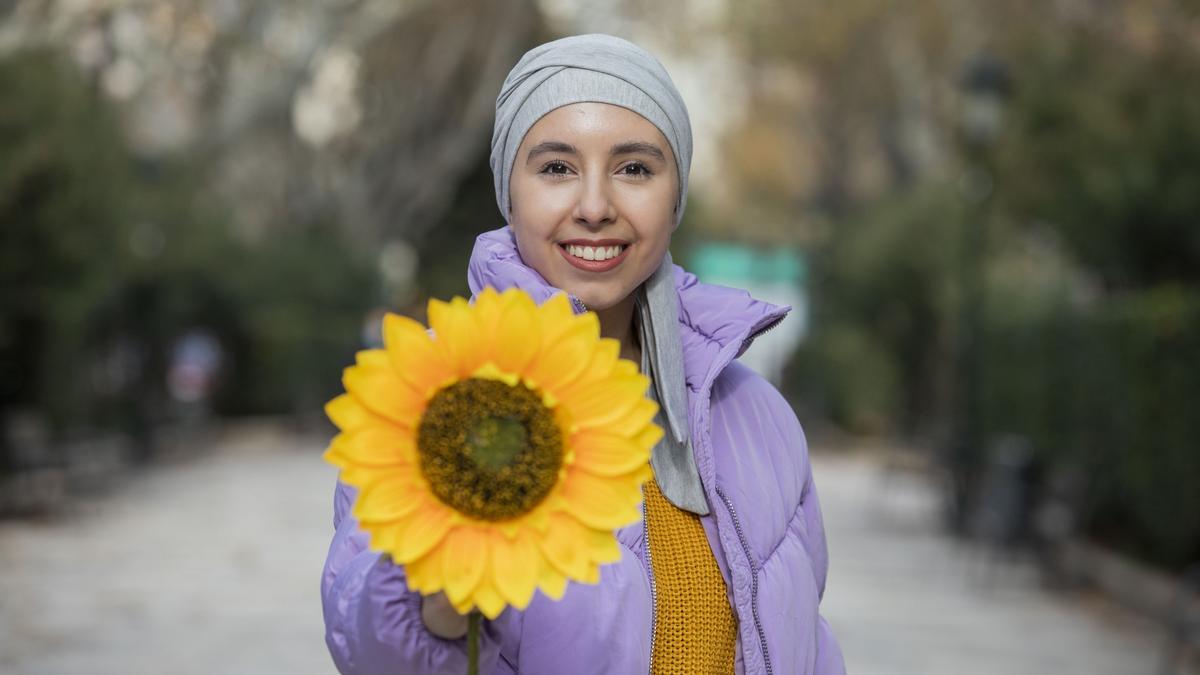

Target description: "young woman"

left=321, top=34, right=846, bottom=675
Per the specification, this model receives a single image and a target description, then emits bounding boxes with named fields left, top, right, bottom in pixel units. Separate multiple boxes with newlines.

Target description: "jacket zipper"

left=745, top=314, right=784, bottom=347
left=583, top=291, right=784, bottom=673
left=718, top=486, right=774, bottom=675
left=642, top=487, right=659, bottom=674
left=713, top=311, right=782, bottom=674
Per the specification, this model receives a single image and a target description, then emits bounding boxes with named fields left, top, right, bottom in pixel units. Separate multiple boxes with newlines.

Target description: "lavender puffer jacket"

left=321, top=226, right=847, bottom=674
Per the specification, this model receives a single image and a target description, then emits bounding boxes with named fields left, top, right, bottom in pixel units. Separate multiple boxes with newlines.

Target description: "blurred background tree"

left=0, top=0, right=543, bottom=471
left=2, top=0, right=1197, bottom=571
left=715, top=0, right=1200, bottom=570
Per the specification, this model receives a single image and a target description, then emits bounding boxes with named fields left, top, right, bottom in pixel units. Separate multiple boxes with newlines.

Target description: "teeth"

left=566, top=244, right=623, bottom=261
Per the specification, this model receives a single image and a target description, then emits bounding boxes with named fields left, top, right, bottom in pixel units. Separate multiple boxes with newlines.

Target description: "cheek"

left=623, top=184, right=674, bottom=216
left=633, top=232, right=671, bottom=284
left=511, top=174, right=571, bottom=224
left=511, top=225, right=550, bottom=271
left=625, top=198, right=674, bottom=257
left=621, top=185, right=676, bottom=242
left=511, top=221, right=569, bottom=290
left=510, top=189, right=556, bottom=245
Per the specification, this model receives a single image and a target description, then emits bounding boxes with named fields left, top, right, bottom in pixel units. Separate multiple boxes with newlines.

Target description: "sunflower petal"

left=383, top=313, right=452, bottom=396
left=343, top=356, right=424, bottom=428
left=582, top=561, right=601, bottom=585
left=428, top=297, right=485, bottom=377
left=559, top=470, right=644, bottom=530
left=471, top=287, right=505, bottom=341
left=611, top=360, right=639, bottom=377
left=537, top=512, right=592, bottom=580
left=338, top=463, right=381, bottom=486
left=524, top=311, right=599, bottom=392
left=566, top=374, right=652, bottom=429
left=601, top=398, right=660, bottom=438
left=473, top=285, right=502, bottom=314
left=489, top=529, right=540, bottom=609
left=325, top=393, right=383, bottom=431
left=554, top=338, right=621, bottom=400
left=381, top=500, right=454, bottom=564
left=465, top=578, right=508, bottom=619
left=324, top=440, right=387, bottom=482
left=633, top=424, right=664, bottom=454
left=570, top=429, right=655, bottom=476
left=537, top=553, right=569, bottom=600
left=632, top=423, right=665, bottom=449
left=322, top=442, right=353, bottom=470
left=326, top=456, right=377, bottom=486
left=356, top=349, right=390, bottom=369
left=403, top=545, right=443, bottom=595
left=488, top=289, right=540, bottom=375
left=440, top=526, right=488, bottom=605
left=332, top=424, right=417, bottom=466
left=537, top=292, right=576, bottom=328
left=584, top=525, right=623, bottom=565
left=353, top=472, right=426, bottom=522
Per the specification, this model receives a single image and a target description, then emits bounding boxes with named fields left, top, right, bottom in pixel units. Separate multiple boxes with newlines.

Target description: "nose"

left=572, top=172, right=617, bottom=227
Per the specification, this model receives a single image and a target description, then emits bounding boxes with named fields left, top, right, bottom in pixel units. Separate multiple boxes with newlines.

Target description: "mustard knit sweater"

left=644, top=479, right=738, bottom=674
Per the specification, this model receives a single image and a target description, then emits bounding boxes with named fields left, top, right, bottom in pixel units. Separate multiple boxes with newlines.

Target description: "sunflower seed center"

left=467, top=416, right=528, bottom=470
left=417, top=377, right=563, bottom=521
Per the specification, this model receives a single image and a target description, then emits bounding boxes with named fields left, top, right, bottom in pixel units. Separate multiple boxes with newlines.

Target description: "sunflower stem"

left=467, top=612, right=480, bottom=675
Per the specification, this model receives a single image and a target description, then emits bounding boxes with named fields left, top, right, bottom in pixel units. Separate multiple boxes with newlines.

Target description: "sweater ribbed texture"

left=644, top=479, right=738, bottom=674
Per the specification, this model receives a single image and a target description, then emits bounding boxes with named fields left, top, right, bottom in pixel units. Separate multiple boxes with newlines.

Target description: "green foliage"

left=0, top=49, right=136, bottom=425
left=780, top=8, right=1200, bottom=570
left=996, top=31, right=1200, bottom=288
left=0, top=48, right=380, bottom=445
left=419, top=155, right=498, bottom=301
left=0, top=52, right=132, bottom=304
left=787, top=321, right=900, bottom=434
left=219, top=222, right=378, bottom=415
left=789, top=185, right=966, bottom=434
left=981, top=286, right=1200, bottom=570
left=975, top=21, right=1200, bottom=569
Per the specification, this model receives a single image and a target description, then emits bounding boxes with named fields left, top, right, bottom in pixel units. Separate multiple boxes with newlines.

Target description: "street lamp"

left=959, top=55, right=1012, bottom=148
left=945, top=54, right=1011, bottom=534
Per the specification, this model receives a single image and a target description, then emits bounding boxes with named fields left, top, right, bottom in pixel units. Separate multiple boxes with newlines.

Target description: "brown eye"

left=540, top=161, right=571, bottom=175
left=621, top=162, right=652, bottom=178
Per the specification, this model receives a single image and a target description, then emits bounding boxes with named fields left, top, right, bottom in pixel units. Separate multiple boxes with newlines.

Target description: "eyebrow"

left=525, top=140, right=667, bottom=164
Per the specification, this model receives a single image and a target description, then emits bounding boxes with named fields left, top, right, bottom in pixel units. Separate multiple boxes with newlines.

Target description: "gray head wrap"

left=490, top=34, right=708, bottom=515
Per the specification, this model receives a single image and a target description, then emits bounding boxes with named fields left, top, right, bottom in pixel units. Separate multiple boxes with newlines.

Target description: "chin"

left=568, top=284, right=635, bottom=312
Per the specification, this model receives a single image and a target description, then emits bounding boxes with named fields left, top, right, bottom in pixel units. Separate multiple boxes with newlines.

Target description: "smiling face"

left=508, top=102, right=678, bottom=313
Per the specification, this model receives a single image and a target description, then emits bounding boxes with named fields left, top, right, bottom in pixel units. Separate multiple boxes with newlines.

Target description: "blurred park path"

left=0, top=422, right=339, bottom=675
left=814, top=450, right=1189, bottom=675
left=0, top=423, right=1189, bottom=674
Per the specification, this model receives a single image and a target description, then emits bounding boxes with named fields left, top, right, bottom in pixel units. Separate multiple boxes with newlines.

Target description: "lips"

left=557, top=240, right=631, bottom=273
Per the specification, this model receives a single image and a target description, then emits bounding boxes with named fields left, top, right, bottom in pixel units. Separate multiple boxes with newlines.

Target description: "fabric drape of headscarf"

left=489, top=33, right=708, bottom=515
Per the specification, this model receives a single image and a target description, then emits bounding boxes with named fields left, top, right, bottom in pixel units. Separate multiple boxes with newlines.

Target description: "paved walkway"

left=814, top=450, right=1186, bottom=675
left=0, top=425, right=1187, bottom=674
left=0, top=423, right=339, bottom=675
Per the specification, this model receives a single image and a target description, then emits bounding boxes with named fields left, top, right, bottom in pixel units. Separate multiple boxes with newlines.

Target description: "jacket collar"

left=466, top=226, right=789, bottom=395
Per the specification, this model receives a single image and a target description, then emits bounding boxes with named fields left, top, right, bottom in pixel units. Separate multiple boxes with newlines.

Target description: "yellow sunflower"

left=323, top=287, right=660, bottom=619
